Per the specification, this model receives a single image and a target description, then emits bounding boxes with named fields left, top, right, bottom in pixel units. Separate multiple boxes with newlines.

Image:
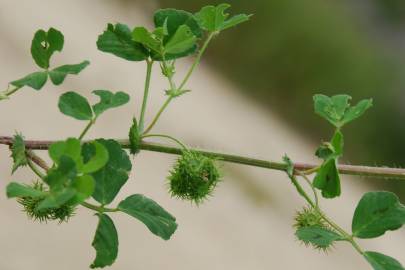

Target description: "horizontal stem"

left=1, top=135, right=405, bottom=180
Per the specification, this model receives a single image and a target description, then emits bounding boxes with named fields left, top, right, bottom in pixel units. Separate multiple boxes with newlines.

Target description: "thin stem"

left=143, top=33, right=216, bottom=135
left=296, top=171, right=319, bottom=208
left=27, top=158, right=46, bottom=179
left=78, top=118, right=96, bottom=140
left=81, top=201, right=118, bottom=213
left=139, top=59, right=154, bottom=133
left=178, top=32, right=215, bottom=90
left=0, top=86, right=22, bottom=100
left=2, top=136, right=405, bottom=180
left=143, top=96, right=173, bottom=134
left=142, top=134, right=187, bottom=150
left=288, top=174, right=316, bottom=208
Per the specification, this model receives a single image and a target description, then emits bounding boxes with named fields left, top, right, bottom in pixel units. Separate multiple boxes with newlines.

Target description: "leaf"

left=90, top=213, right=119, bottom=269
left=45, top=155, right=77, bottom=190
left=82, top=139, right=132, bottom=205
left=92, top=90, right=130, bottom=117
left=11, top=133, right=28, bottom=173
left=295, top=226, right=343, bottom=249
left=132, top=27, right=162, bottom=54
left=10, top=71, right=48, bottom=90
left=58, top=91, right=93, bottom=120
left=49, top=60, right=90, bottom=85
left=331, top=130, right=344, bottom=156
left=72, top=175, right=95, bottom=202
left=128, top=118, right=141, bottom=155
left=6, top=182, right=46, bottom=198
left=49, top=138, right=82, bottom=166
left=313, top=94, right=372, bottom=128
left=164, top=25, right=197, bottom=55
left=313, top=158, right=341, bottom=198
left=195, top=4, right=251, bottom=32
left=31, top=28, right=64, bottom=69
left=365, top=251, right=405, bottom=270
left=97, top=23, right=148, bottom=61
left=118, top=194, right=177, bottom=240
left=36, top=188, right=76, bottom=210
left=81, top=141, right=109, bottom=174
left=341, top=99, right=373, bottom=126
left=352, top=191, right=405, bottom=239
left=153, top=8, right=202, bottom=60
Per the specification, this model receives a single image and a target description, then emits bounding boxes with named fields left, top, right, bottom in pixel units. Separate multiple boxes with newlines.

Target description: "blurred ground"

left=0, top=0, right=404, bottom=269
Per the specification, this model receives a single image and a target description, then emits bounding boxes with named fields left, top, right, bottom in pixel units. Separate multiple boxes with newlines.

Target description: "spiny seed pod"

left=17, top=181, right=75, bottom=223
left=293, top=206, right=327, bottom=229
left=168, top=150, right=221, bottom=204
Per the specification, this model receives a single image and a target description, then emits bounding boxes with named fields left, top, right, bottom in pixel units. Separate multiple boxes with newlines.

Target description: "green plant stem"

left=2, top=136, right=405, bottom=180
left=296, top=171, right=319, bottom=207
left=0, top=86, right=22, bottom=100
left=138, top=59, right=154, bottom=133
left=143, top=33, right=215, bottom=135
left=27, top=158, right=46, bottom=179
left=142, top=134, right=187, bottom=150
left=78, top=118, right=96, bottom=140
left=81, top=201, right=118, bottom=213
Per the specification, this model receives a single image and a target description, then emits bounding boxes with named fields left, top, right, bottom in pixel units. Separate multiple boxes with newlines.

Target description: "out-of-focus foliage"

left=158, top=0, right=405, bottom=173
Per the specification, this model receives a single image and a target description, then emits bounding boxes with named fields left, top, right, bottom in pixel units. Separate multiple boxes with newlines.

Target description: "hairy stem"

left=2, top=136, right=405, bottom=180
left=138, top=59, right=154, bottom=133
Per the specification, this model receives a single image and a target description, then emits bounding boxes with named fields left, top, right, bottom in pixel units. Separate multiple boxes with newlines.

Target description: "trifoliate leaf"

left=10, top=133, right=28, bottom=174
left=49, top=60, right=90, bottom=85
left=132, top=27, right=162, bottom=54
left=365, top=251, right=405, bottom=270
left=92, top=90, right=130, bottom=117
left=90, top=214, right=118, bottom=269
left=195, top=4, right=251, bottom=33
left=82, top=139, right=132, bottom=205
left=164, top=25, right=197, bottom=55
left=313, top=94, right=372, bottom=128
left=153, top=8, right=202, bottom=60
left=313, top=158, right=341, bottom=198
left=58, top=91, right=93, bottom=120
left=128, top=118, right=141, bottom=155
left=118, top=194, right=177, bottom=240
left=97, top=23, right=148, bottom=61
left=6, top=182, right=47, bottom=198
left=295, top=226, right=343, bottom=250
left=11, top=71, right=48, bottom=90
left=31, top=28, right=64, bottom=69
left=352, top=191, right=405, bottom=239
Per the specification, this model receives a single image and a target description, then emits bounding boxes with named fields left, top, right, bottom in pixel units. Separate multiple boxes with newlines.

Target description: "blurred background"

left=0, top=0, right=404, bottom=269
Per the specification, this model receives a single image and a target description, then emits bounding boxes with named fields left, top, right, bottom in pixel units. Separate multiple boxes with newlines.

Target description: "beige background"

left=0, top=0, right=404, bottom=269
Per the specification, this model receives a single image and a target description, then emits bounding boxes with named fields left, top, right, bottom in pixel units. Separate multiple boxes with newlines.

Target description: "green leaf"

left=331, top=130, right=344, bottom=156
left=6, top=182, right=46, bottom=198
left=91, top=213, right=119, bottom=269
left=49, top=138, right=82, bottom=166
left=195, top=4, right=251, bottom=32
left=11, top=71, right=48, bottom=90
left=341, top=99, right=373, bottom=126
left=82, top=139, right=132, bottom=205
left=118, top=194, right=177, bottom=240
left=36, top=188, right=76, bottom=210
left=164, top=25, right=197, bottom=55
left=49, top=61, right=90, bottom=85
left=313, top=94, right=372, bottom=128
left=92, top=90, right=130, bottom=117
left=97, top=23, right=148, bottom=61
left=58, top=91, right=93, bottom=120
left=313, top=158, right=341, bottom=198
left=10, top=133, right=28, bottom=173
left=45, top=155, right=77, bottom=190
left=31, top=28, right=64, bottom=69
left=132, top=27, right=162, bottom=54
left=72, top=175, right=95, bottom=202
left=295, top=226, right=343, bottom=249
left=128, top=118, right=141, bottom=155
left=81, top=141, right=109, bottom=174
left=153, top=8, right=202, bottom=60
left=352, top=191, right=405, bottom=239
left=365, top=251, right=405, bottom=270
